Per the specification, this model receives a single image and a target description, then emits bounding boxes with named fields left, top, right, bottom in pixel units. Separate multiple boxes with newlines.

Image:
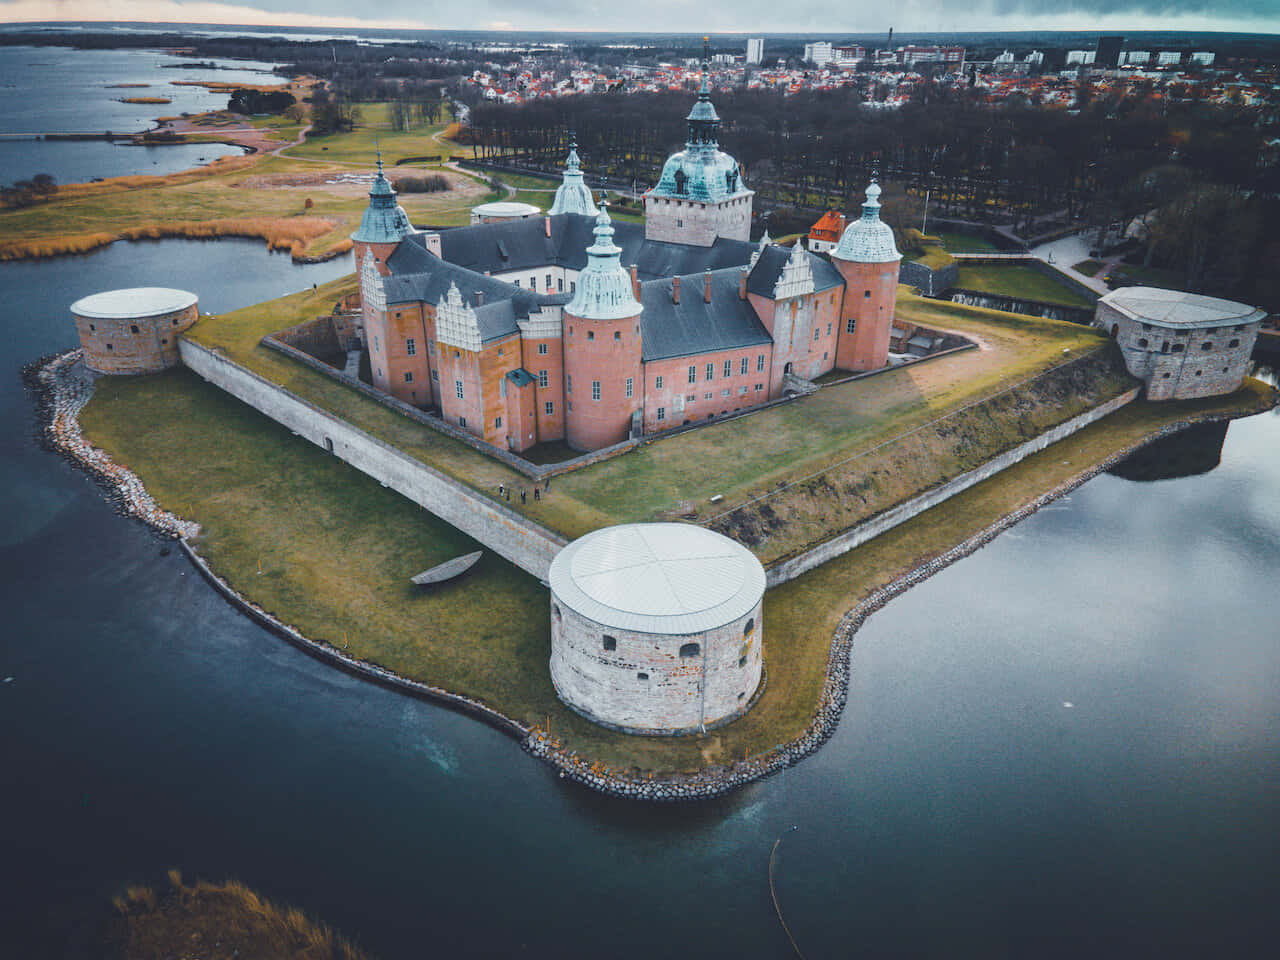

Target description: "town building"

left=350, top=51, right=902, bottom=455
left=807, top=210, right=847, bottom=253
left=804, top=41, right=833, bottom=66
left=746, top=38, right=764, bottom=65
left=71, top=287, right=199, bottom=375
left=1095, top=287, right=1265, bottom=401
left=548, top=523, right=765, bottom=735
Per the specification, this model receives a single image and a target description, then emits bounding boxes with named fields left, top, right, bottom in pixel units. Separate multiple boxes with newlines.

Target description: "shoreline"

left=28, top=349, right=1274, bottom=802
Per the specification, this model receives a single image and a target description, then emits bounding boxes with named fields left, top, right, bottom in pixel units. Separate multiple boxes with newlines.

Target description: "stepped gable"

left=746, top=243, right=844, bottom=298
left=638, top=269, right=772, bottom=362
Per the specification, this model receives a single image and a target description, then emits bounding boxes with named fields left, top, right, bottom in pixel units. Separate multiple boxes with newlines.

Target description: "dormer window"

left=674, top=169, right=687, bottom=196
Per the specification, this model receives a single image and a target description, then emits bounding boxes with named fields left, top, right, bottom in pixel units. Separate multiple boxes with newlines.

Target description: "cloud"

left=1, top=0, right=1277, bottom=33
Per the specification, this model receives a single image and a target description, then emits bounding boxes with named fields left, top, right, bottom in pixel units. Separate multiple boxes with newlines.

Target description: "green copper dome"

left=650, top=53, right=748, bottom=205
left=351, top=155, right=412, bottom=244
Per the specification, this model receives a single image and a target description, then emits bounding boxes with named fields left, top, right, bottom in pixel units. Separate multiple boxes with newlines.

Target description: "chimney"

left=672, top=276, right=681, bottom=304
left=475, top=291, right=485, bottom=307
left=704, top=268, right=712, bottom=304
left=739, top=266, right=748, bottom=300
left=630, top=264, right=640, bottom=301
left=544, top=216, right=552, bottom=238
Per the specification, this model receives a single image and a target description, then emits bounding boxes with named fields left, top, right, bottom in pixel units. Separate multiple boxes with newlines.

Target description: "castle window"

left=431, top=370, right=438, bottom=381
left=625, top=377, right=633, bottom=398
left=538, top=370, right=549, bottom=388
left=739, top=656, right=747, bottom=668
left=814, top=328, right=820, bottom=341
left=847, top=318, right=856, bottom=334
left=538, top=343, right=548, bottom=355
left=172, top=318, right=179, bottom=325
left=429, top=340, right=435, bottom=354
left=706, top=363, right=714, bottom=381
left=404, top=371, right=414, bottom=383
left=545, top=401, right=554, bottom=415
left=724, top=360, right=732, bottom=378
left=1201, top=342, right=1214, bottom=351
left=655, top=375, right=664, bottom=389
left=744, top=618, right=755, bottom=635
left=675, top=169, right=687, bottom=194
left=740, top=357, right=748, bottom=375
left=657, top=407, right=666, bottom=421
left=568, top=401, right=573, bottom=411
left=395, top=312, right=401, bottom=319
left=823, top=351, right=828, bottom=361
left=602, top=635, right=617, bottom=651
left=557, top=278, right=564, bottom=292
left=688, top=365, right=697, bottom=384
left=89, top=324, right=95, bottom=331
left=679, top=642, right=701, bottom=658
left=722, top=388, right=731, bottom=397
left=459, top=416, right=467, bottom=427
left=553, top=604, right=561, bottom=622
left=864, top=290, right=871, bottom=298
left=530, top=276, right=536, bottom=289
left=592, top=380, right=601, bottom=400
left=637, top=672, right=649, bottom=680
left=738, top=386, right=748, bottom=395
left=406, top=338, right=416, bottom=356
left=757, top=354, right=765, bottom=371
left=545, top=274, right=552, bottom=290
left=755, top=383, right=763, bottom=391
left=1229, top=339, right=1240, bottom=348
left=738, top=691, right=745, bottom=700
left=1172, top=344, right=1185, bottom=354
left=374, top=336, right=380, bottom=352
left=455, top=380, right=464, bottom=399
left=704, top=392, right=713, bottom=400
left=826, top=323, right=832, bottom=335
left=570, top=282, right=576, bottom=293
left=513, top=279, right=520, bottom=287
left=130, top=325, right=139, bottom=333
left=1137, top=338, right=1148, bottom=348
left=495, top=416, right=502, bottom=428
left=106, top=343, right=112, bottom=350
left=161, top=338, right=168, bottom=345
left=1196, top=370, right=1203, bottom=376
left=588, top=331, right=594, bottom=341
left=567, top=374, right=572, bottom=393
left=1161, top=341, right=1169, bottom=353
left=677, top=219, right=683, bottom=228
left=1162, top=373, right=1171, bottom=378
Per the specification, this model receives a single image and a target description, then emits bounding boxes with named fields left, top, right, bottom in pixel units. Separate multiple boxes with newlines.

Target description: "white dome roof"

left=70, top=287, right=197, bottom=320
left=833, top=181, right=902, bottom=264
left=549, top=523, right=765, bottom=635
left=1100, top=287, right=1265, bottom=327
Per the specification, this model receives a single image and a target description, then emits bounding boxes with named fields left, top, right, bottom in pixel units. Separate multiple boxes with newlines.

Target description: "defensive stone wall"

left=764, top=386, right=1142, bottom=587
left=899, top=258, right=959, bottom=297
left=179, top=338, right=566, bottom=580
left=948, top=290, right=1094, bottom=326
left=75, top=302, right=198, bottom=375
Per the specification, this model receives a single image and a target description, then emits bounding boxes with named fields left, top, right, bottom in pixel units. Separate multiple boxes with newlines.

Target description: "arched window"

left=1137, top=338, right=1148, bottom=348
left=679, top=642, right=701, bottom=658
left=674, top=169, right=687, bottom=195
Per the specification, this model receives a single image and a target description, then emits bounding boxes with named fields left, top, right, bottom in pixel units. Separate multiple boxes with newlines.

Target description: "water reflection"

left=1108, top=421, right=1229, bottom=482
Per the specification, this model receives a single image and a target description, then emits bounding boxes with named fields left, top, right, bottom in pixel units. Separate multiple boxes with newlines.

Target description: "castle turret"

left=548, top=135, right=599, bottom=217
left=643, top=39, right=753, bottom=246
left=563, top=208, right=644, bottom=451
left=832, top=180, right=902, bottom=371
left=352, top=154, right=413, bottom=306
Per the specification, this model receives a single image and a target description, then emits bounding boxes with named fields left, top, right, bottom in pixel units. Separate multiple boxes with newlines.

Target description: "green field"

left=936, top=230, right=1000, bottom=253
left=279, top=102, right=472, bottom=164
left=78, top=357, right=1275, bottom=774
left=956, top=264, right=1096, bottom=308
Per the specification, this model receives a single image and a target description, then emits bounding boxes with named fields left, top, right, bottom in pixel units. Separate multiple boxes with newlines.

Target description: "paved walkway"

left=1029, top=234, right=1113, bottom=295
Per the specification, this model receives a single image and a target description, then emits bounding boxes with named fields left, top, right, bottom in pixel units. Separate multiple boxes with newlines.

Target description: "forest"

left=464, top=82, right=1280, bottom=309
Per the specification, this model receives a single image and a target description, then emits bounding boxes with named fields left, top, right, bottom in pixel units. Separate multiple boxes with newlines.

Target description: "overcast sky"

left=1, top=0, right=1277, bottom=35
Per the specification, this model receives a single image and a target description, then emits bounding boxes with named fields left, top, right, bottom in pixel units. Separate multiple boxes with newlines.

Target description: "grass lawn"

left=956, top=264, right=1096, bottom=308
left=279, top=102, right=470, bottom=164
left=1107, top=263, right=1187, bottom=291
left=186, top=280, right=1122, bottom=550
left=937, top=230, right=999, bottom=253
left=905, top=244, right=956, bottom=270
left=1072, top=259, right=1105, bottom=277
left=78, top=362, right=1275, bottom=774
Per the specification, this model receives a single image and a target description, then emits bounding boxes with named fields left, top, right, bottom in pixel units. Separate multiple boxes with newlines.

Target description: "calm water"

left=0, top=45, right=279, bottom=185
left=0, top=236, right=1277, bottom=958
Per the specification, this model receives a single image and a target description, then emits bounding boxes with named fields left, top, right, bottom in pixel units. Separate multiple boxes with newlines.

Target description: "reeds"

left=0, top=216, right=344, bottom=262
left=119, top=97, right=172, bottom=104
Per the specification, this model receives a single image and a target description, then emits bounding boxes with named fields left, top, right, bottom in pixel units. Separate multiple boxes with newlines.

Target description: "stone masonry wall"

left=75, top=303, right=198, bottom=375
left=179, top=339, right=566, bottom=580
left=764, top=386, right=1142, bottom=587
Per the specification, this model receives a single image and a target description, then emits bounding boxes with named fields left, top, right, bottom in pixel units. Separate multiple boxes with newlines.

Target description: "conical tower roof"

left=833, top=179, right=901, bottom=264
left=351, top=153, right=412, bottom=244
left=548, top=135, right=599, bottom=217
left=566, top=207, right=642, bottom=320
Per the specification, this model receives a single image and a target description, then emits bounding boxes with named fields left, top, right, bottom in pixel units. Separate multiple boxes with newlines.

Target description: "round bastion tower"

left=831, top=180, right=903, bottom=372
left=562, top=208, right=644, bottom=451
left=549, top=523, right=767, bottom=735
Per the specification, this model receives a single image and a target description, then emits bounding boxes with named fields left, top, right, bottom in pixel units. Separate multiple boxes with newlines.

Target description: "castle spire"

left=566, top=206, right=641, bottom=319
left=548, top=130, right=599, bottom=216
left=686, top=35, right=720, bottom=149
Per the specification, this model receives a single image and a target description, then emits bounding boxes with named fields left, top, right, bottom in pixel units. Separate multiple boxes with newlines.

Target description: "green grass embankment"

left=79, top=334, right=1275, bottom=773
left=955, top=264, right=1095, bottom=308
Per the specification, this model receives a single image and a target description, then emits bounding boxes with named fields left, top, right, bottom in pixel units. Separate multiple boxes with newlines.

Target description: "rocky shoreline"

left=28, top=349, right=1273, bottom=802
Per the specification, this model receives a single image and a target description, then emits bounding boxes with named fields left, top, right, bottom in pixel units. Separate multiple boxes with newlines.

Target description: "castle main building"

left=352, top=58, right=902, bottom=454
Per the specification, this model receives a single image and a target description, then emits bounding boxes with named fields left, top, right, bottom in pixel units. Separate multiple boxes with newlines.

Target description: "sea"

left=0, top=38, right=1278, bottom=960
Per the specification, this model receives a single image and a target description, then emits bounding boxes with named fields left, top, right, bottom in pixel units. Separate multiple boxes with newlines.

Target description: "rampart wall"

left=765, top=386, right=1142, bottom=587
left=178, top=338, right=566, bottom=580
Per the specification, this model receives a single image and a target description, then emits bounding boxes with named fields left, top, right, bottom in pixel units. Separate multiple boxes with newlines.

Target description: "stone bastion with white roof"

left=548, top=522, right=766, bottom=735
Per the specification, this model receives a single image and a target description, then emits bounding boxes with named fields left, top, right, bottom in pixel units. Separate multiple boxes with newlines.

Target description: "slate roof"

left=746, top=243, right=845, bottom=298
left=638, top=268, right=773, bottom=362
